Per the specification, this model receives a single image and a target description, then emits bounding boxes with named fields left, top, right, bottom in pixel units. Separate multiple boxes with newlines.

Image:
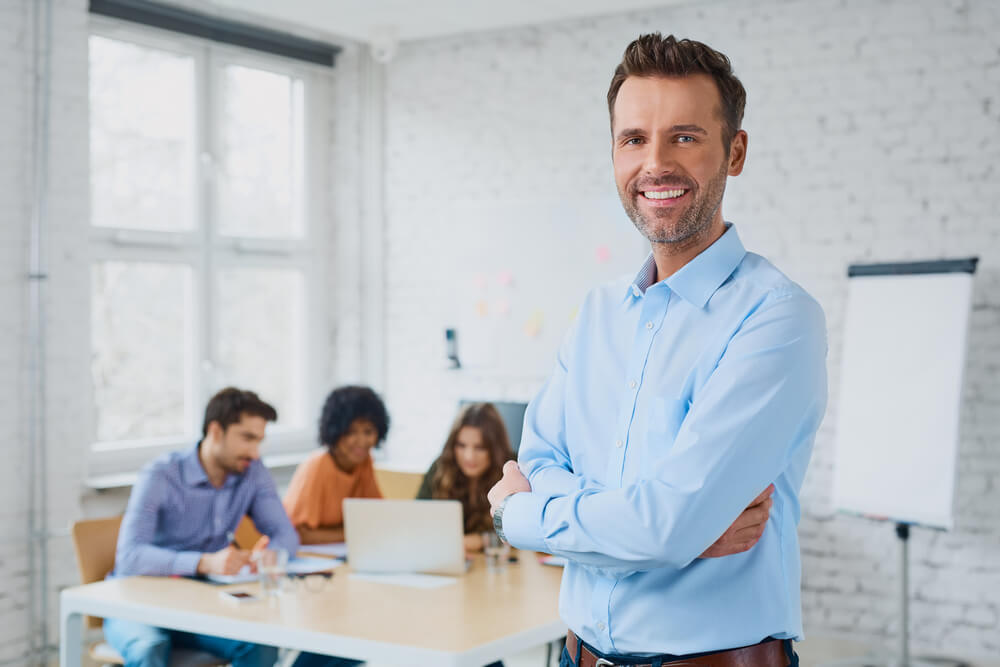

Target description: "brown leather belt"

left=566, top=630, right=790, bottom=667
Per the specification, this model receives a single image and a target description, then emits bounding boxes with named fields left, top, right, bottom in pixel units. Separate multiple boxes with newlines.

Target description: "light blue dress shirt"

left=113, top=443, right=300, bottom=577
left=503, top=224, right=828, bottom=656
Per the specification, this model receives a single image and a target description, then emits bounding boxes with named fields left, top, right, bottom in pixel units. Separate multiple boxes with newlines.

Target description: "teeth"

left=643, top=189, right=685, bottom=200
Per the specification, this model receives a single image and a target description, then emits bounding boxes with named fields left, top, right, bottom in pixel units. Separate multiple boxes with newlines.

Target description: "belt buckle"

left=594, top=660, right=616, bottom=667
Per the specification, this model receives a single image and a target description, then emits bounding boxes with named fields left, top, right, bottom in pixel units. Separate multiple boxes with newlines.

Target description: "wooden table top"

left=62, top=553, right=566, bottom=660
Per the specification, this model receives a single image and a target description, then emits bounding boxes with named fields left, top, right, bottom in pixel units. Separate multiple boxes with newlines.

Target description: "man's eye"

left=677, top=135, right=695, bottom=143
left=624, top=137, right=643, bottom=146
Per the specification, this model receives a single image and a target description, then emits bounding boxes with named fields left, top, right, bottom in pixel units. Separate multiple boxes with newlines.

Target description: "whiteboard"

left=832, top=261, right=977, bottom=529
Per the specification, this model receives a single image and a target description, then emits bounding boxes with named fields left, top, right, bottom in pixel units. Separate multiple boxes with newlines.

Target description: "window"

left=88, top=24, right=328, bottom=477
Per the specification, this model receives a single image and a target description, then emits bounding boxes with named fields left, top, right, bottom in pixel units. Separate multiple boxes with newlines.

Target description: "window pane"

left=216, top=65, right=305, bottom=239
left=215, top=268, right=305, bottom=426
left=91, top=262, right=192, bottom=441
left=89, top=36, right=197, bottom=231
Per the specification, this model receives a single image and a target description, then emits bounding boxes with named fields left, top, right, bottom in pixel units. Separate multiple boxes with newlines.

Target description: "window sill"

left=84, top=450, right=313, bottom=492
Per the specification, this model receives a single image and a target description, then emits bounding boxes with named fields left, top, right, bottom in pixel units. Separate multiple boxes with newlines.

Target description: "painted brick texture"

left=380, top=0, right=1000, bottom=660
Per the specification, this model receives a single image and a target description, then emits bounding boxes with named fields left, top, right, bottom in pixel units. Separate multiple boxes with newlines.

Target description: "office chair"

left=70, top=516, right=228, bottom=666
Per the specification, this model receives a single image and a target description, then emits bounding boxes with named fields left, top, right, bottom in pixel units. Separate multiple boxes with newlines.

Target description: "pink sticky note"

left=596, top=245, right=611, bottom=263
left=474, top=273, right=488, bottom=290
left=496, top=298, right=512, bottom=317
left=497, top=270, right=514, bottom=287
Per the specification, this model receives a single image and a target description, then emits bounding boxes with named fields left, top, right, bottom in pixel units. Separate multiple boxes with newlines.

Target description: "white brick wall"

left=0, top=0, right=364, bottom=661
left=1, top=0, right=998, bottom=662
left=0, top=0, right=91, bottom=661
left=380, top=0, right=1000, bottom=660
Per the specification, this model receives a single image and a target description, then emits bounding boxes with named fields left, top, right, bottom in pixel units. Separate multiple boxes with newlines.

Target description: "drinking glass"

left=482, top=531, right=509, bottom=573
left=255, top=548, right=289, bottom=597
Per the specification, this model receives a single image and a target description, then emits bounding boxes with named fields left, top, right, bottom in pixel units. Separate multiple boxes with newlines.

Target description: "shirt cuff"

left=173, top=550, right=203, bottom=576
left=500, top=491, right=550, bottom=553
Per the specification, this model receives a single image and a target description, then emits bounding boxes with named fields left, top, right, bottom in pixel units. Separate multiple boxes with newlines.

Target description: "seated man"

left=105, top=387, right=297, bottom=667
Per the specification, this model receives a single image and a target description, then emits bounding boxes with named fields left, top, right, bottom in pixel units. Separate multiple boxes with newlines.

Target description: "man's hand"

left=488, top=460, right=532, bottom=516
left=196, top=545, right=251, bottom=575
left=699, top=484, right=775, bottom=559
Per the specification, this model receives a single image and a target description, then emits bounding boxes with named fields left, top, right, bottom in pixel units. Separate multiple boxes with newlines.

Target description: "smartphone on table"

left=219, top=590, right=260, bottom=604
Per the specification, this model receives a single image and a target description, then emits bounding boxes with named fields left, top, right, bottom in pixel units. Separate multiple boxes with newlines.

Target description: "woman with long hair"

left=417, top=402, right=515, bottom=552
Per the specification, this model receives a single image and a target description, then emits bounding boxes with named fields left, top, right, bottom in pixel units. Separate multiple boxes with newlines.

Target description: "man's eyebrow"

left=615, top=127, right=645, bottom=141
left=670, top=124, right=708, bottom=135
left=615, top=125, right=710, bottom=141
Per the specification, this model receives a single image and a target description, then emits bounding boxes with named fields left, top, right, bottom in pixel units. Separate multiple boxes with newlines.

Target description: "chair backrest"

left=373, top=468, right=424, bottom=500
left=71, top=515, right=123, bottom=630
left=233, top=515, right=262, bottom=549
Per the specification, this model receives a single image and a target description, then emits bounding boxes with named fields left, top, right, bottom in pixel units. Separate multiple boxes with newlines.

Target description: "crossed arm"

left=488, top=293, right=827, bottom=571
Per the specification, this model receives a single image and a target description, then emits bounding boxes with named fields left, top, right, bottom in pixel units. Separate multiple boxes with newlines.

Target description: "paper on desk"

left=348, top=572, right=457, bottom=589
left=204, top=557, right=342, bottom=585
left=287, top=556, right=343, bottom=574
left=204, top=568, right=256, bottom=585
left=297, top=542, right=348, bottom=558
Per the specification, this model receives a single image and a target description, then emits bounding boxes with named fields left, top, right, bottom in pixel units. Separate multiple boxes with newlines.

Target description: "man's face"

left=210, top=414, right=267, bottom=475
left=612, top=74, right=746, bottom=246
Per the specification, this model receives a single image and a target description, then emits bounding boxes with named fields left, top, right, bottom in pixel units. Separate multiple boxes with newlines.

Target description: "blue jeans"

left=105, top=617, right=366, bottom=667
left=558, top=640, right=799, bottom=667
left=104, top=617, right=278, bottom=667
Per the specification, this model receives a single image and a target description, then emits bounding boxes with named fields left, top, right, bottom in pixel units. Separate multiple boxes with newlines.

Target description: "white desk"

left=60, top=555, right=566, bottom=667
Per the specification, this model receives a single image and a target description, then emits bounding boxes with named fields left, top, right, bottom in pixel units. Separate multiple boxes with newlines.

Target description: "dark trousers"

left=558, top=637, right=799, bottom=667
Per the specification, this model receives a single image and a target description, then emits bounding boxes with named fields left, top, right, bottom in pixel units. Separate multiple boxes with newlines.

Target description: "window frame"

left=86, top=18, right=332, bottom=481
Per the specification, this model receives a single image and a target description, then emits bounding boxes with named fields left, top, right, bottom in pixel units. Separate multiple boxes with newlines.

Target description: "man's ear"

left=727, top=129, right=748, bottom=176
left=206, top=420, right=224, bottom=442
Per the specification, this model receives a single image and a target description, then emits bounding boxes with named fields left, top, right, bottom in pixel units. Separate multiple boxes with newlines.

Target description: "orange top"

left=283, top=449, right=382, bottom=529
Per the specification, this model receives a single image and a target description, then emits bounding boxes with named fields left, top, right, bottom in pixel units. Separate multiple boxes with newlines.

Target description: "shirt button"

left=632, top=286, right=640, bottom=297
left=597, top=621, right=606, bottom=631
left=629, top=380, right=637, bottom=389
left=615, top=439, right=623, bottom=448
left=646, top=321, right=653, bottom=330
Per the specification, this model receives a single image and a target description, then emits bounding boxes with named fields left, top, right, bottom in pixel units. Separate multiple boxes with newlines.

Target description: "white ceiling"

left=208, top=0, right=692, bottom=45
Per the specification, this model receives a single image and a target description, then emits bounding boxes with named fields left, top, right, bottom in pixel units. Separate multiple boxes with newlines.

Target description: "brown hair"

left=431, top=403, right=515, bottom=534
left=201, top=387, right=277, bottom=437
left=607, top=33, right=746, bottom=150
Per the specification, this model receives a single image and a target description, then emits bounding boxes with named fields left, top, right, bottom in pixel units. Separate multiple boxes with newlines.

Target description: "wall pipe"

left=27, top=0, right=53, bottom=662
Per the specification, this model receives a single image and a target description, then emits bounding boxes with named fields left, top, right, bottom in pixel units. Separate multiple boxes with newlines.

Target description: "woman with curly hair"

left=417, top=402, right=515, bottom=553
left=284, top=385, right=389, bottom=544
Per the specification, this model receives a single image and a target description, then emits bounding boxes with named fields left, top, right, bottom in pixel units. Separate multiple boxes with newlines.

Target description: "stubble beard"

left=620, top=160, right=729, bottom=249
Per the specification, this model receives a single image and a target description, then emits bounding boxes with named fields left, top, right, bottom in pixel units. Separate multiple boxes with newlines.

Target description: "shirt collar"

left=625, top=223, right=746, bottom=309
left=181, top=442, right=211, bottom=487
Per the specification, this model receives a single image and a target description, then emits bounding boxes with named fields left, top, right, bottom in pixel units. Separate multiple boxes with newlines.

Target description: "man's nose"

left=642, top=135, right=677, bottom=175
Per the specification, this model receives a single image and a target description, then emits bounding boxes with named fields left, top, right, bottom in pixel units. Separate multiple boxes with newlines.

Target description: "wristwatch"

left=492, top=495, right=511, bottom=544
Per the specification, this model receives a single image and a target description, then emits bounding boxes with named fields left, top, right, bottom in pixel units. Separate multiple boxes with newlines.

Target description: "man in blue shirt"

left=105, top=387, right=299, bottom=666
left=489, top=34, right=827, bottom=666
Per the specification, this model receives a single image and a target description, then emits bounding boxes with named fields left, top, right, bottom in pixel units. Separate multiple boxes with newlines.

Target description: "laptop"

left=342, top=498, right=466, bottom=576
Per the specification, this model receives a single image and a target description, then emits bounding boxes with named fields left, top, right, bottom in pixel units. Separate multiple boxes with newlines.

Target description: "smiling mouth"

left=641, top=188, right=687, bottom=200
